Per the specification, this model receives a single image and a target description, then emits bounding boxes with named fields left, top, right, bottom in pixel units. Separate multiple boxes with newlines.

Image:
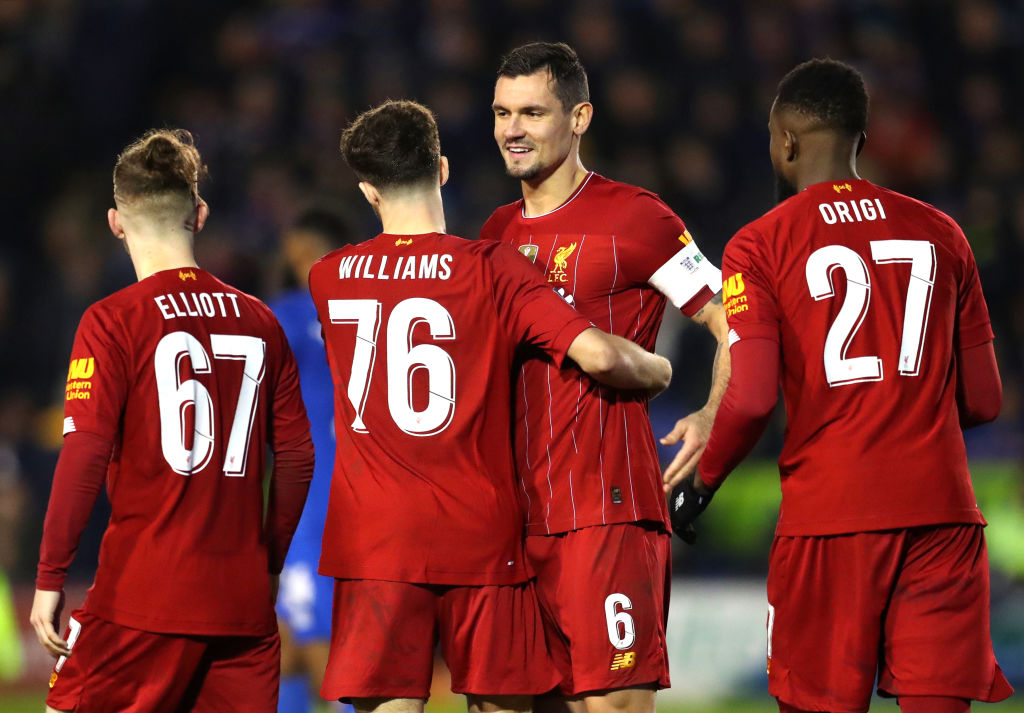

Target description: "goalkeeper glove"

left=669, top=474, right=713, bottom=544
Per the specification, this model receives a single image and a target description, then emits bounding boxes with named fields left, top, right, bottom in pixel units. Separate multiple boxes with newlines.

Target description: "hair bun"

left=113, top=128, right=208, bottom=204
left=143, top=136, right=181, bottom=172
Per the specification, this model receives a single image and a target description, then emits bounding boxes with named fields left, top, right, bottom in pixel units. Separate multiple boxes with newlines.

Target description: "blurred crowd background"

left=0, top=0, right=1023, bottom=686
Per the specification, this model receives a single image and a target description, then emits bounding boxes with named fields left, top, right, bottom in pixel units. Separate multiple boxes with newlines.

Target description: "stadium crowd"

left=0, top=0, right=1021, bottom=590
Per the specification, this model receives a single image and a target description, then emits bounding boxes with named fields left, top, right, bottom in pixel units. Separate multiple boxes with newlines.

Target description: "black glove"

left=669, top=474, right=713, bottom=544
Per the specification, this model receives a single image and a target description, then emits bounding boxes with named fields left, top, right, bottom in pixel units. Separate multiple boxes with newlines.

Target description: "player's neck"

left=521, top=156, right=589, bottom=218
left=796, top=141, right=860, bottom=192
left=125, top=229, right=199, bottom=281
left=378, top=192, right=446, bottom=236
left=798, top=165, right=860, bottom=192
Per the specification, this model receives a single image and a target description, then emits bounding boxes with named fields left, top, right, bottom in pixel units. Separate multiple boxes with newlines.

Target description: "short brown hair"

left=497, top=42, right=589, bottom=113
left=113, top=128, right=207, bottom=206
left=339, top=100, right=440, bottom=190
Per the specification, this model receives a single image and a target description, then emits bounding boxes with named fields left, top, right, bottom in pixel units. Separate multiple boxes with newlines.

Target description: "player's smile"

left=505, top=143, right=535, bottom=160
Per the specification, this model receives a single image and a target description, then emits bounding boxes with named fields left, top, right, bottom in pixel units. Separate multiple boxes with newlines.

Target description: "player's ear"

left=856, top=132, right=866, bottom=156
left=108, top=208, right=125, bottom=240
left=358, top=181, right=381, bottom=210
left=439, top=156, right=450, bottom=187
left=572, top=102, right=593, bottom=137
left=784, top=129, right=798, bottom=162
left=186, top=200, right=209, bottom=234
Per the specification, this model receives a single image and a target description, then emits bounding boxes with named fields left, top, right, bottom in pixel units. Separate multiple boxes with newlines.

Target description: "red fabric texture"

left=47, top=608, right=280, bottom=713
left=310, top=234, right=591, bottom=585
left=320, top=579, right=558, bottom=699
left=767, top=526, right=1012, bottom=712
left=265, top=448, right=315, bottom=574
left=36, top=432, right=112, bottom=591
left=956, top=340, right=1002, bottom=428
left=697, top=337, right=779, bottom=490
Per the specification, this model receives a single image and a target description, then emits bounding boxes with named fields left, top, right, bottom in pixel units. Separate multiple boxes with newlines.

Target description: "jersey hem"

left=775, top=509, right=986, bottom=537
left=84, top=601, right=277, bottom=637
left=316, top=563, right=532, bottom=586
left=524, top=511, right=669, bottom=536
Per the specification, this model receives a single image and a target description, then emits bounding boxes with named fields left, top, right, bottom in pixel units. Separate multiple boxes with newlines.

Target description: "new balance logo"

left=63, top=417, right=76, bottom=435
left=610, top=652, right=636, bottom=670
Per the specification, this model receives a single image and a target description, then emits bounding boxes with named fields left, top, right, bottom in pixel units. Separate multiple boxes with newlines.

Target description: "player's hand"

left=29, top=588, right=71, bottom=659
left=660, top=408, right=713, bottom=492
left=669, top=473, right=713, bottom=544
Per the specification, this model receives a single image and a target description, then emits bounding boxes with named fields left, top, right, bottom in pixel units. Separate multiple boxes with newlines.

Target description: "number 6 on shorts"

left=604, top=593, right=636, bottom=650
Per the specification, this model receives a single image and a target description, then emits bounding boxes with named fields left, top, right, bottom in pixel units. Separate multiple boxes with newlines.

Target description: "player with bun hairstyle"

left=31, top=128, right=314, bottom=713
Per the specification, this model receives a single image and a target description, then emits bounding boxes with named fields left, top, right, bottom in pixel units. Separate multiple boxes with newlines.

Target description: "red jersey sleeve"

left=62, top=305, right=130, bottom=440
left=721, top=227, right=781, bottom=343
left=697, top=337, right=780, bottom=490
left=487, top=243, right=593, bottom=366
left=952, top=224, right=995, bottom=350
left=264, top=319, right=314, bottom=573
left=616, top=192, right=723, bottom=316
left=36, top=431, right=112, bottom=591
left=478, top=208, right=506, bottom=243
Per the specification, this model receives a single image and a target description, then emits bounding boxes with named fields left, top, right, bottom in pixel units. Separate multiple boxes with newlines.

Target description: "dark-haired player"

left=676, top=58, right=1013, bottom=713
left=30, top=129, right=314, bottom=713
left=312, top=99, right=672, bottom=713
left=481, top=42, right=728, bottom=713
left=271, top=209, right=356, bottom=713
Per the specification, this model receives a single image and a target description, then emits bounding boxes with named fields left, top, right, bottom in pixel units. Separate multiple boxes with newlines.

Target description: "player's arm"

left=667, top=227, right=782, bottom=541
left=669, top=336, right=777, bottom=543
left=32, top=431, right=112, bottom=658
left=660, top=292, right=731, bottom=491
left=33, top=308, right=127, bottom=657
left=619, top=198, right=729, bottom=490
left=952, top=226, right=1001, bottom=429
left=264, top=326, right=315, bottom=575
left=566, top=327, right=672, bottom=397
left=956, top=340, right=1001, bottom=429
left=487, top=241, right=671, bottom=396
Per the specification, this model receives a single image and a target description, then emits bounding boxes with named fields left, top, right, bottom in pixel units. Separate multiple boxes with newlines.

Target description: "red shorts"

left=321, top=579, right=559, bottom=700
left=767, top=525, right=1013, bottom=713
left=47, top=608, right=280, bottom=713
left=526, top=522, right=672, bottom=695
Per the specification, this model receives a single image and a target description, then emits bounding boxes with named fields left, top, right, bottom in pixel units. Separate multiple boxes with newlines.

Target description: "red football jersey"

left=54, top=268, right=311, bottom=635
left=479, top=172, right=723, bottom=534
left=309, top=233, right=592, bottom=585
left=721, top=179, right=992, bottom=535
